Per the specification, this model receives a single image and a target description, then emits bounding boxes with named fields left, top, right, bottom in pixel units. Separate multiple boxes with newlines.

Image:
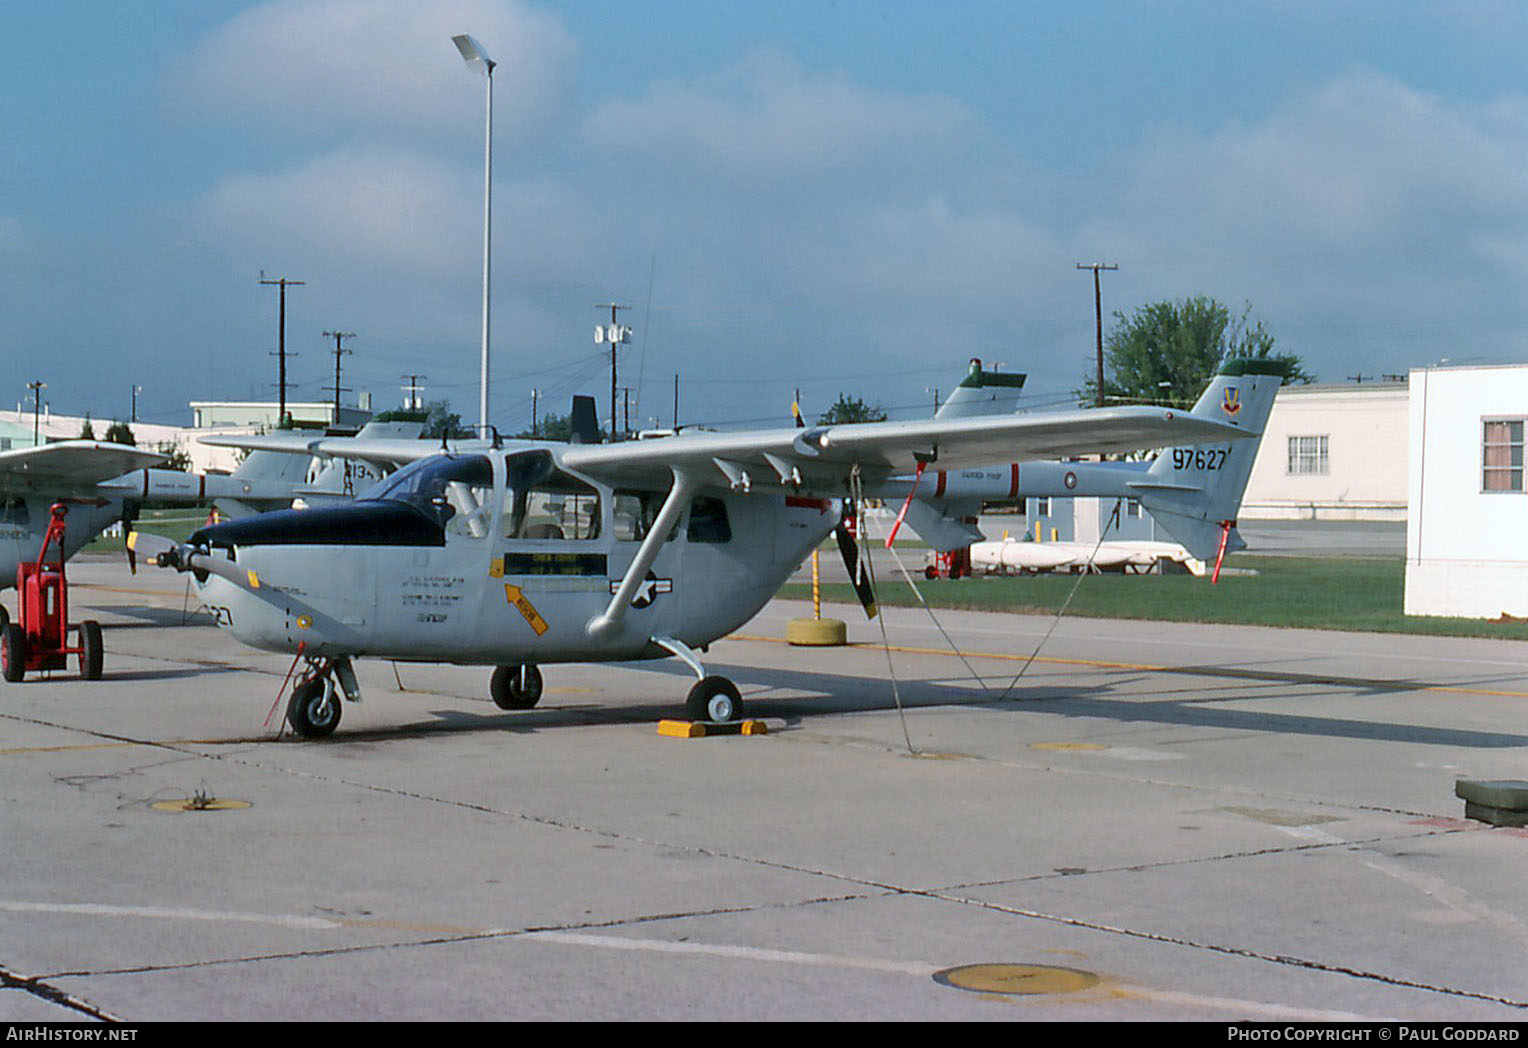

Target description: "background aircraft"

left=879, top=358, right=1285, bottom=564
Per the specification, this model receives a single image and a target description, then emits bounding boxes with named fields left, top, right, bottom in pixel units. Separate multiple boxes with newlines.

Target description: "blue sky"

left=3, top=1, right=1527, bottom=432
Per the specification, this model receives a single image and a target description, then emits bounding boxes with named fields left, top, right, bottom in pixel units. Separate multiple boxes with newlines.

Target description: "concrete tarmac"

left=2, top=555, right=1527, bottom=1021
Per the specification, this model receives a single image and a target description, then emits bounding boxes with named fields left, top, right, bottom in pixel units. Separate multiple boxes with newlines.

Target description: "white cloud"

left=196, top=146, right=479, bottom=278
left=583, top=50, right=983, bottom=189
left=166, top=0, right=577, bottom=145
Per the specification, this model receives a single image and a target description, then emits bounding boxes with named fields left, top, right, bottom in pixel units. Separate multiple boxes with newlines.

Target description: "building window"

left=1482, top=419, right=1525, bottom=492
left=1287, top=435, right=1329, bottom=476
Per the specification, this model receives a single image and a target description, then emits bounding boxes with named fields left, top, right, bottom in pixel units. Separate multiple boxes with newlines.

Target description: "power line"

left=322, top=330, right=356, bottom=415
left=259, top=274, right=305, bottom=425
left=1076, top=262, right=1118, bottom=408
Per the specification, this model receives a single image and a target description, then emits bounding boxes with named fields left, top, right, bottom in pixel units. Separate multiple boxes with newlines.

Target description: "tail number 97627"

left=1171, top=447, right=1228, bottom=471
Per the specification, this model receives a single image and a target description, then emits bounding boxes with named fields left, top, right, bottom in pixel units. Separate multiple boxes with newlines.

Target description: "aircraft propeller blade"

left=833, top=506, right=878, bottom=620
left=127, top=530, right=263, bottom=591
left=120, top=505, right=140, bottom=574
left=126, top=530, right=175, bottom=566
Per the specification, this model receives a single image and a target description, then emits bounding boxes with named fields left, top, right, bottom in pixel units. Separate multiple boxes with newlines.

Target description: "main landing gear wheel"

left=78, top=620, right=103, bottom=681
left=2, top=623, right=26, bottom=683
left=287, top=676, right=342, bottom=738
left=685, top=675, right=744, bottom=723
left=490, top=664, right=543, bottom=710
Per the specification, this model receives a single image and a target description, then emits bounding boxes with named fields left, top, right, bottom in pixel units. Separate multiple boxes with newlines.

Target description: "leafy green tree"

left=103, top=420, right=135, bottom=446
left=78, top=415, right=95, bottom=440
left=817, top=394, right=888, bottom=425
left=1081, top=296, right=1313, bottom=408
left=422, top=401, right=469, bottom=440
left=156, top=443, right=192, bottom=472
left=374, top=401, right=468, bottom=439
left=511, top=411, right=572, bottom=442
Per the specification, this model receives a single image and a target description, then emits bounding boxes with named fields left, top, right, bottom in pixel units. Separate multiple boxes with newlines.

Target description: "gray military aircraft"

left=131, top=370, right=1268, bottom=738
left=877, top=358, right=1285, bottom=563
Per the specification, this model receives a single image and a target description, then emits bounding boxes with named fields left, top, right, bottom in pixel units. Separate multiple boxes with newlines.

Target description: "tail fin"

left=569, top=395, right=603, bottom=444
left=1131, top=359, right=1284, bottom=559
left=934, top=358, right=1027, bottom=419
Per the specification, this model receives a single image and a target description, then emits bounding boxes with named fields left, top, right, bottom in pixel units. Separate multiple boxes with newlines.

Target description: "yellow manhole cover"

left=934, top=963, right=1100, bottom=996
left=150, top=798, right=252, bottom=813
left=1030, top=742, right=1107, bottom=752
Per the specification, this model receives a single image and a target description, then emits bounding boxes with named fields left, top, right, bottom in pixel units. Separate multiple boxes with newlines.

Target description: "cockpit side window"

left=362, top=455, right=495, bottom=538
left=0, top=498, right=28, bottom=527
left=501, top=451, right=601, bottom=541
left=687, top=496, right=732, bottom=544
left=613, top=488, right=679, bottom=542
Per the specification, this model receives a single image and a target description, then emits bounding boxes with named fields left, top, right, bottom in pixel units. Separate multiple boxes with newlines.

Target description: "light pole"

left=26, top=380, right=45, bottom=446
left=453, top=33, right=496, bottom=436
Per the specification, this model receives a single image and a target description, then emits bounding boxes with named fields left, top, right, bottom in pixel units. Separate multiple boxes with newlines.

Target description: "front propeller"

left=833, top=500, right=878, bottom=621
left=127, top=530, right=262, bottom=591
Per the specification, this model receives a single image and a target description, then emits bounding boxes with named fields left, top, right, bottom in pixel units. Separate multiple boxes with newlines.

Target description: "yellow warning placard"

left=504, top=584, right=549, bottom=636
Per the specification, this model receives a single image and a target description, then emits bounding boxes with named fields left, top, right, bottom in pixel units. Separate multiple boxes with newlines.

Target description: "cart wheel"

left=2, top=623, right=26, bottom=684
left=79, top=620, right=103, bottom=681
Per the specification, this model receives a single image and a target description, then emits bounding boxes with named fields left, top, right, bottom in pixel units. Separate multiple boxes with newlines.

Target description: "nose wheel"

left=284, top=656, right=358, bottom=738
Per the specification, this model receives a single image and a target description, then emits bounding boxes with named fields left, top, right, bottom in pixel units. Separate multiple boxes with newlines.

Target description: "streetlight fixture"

left=453, top=33, right=496, bottom=435
left=26, top=380, right=45, bottom=446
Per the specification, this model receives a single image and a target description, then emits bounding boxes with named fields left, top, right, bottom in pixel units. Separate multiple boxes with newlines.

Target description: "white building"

left=0, top=407, right=248, bottom=473
left=1405, top=364, right=1528, bottom=618
left=1238, top=381, right=1409, bottom=521
left=189, top=398, right=371, bottom=431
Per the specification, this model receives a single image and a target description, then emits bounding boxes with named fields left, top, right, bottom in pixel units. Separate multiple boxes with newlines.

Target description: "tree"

left=373, top=401, right=468, bottom=439
left=78, top=415, right=95, bottom=440
left=510, top=411, right=573, bottom=442
left=1081, top=296, right=1313, bottom=408
left=103, top=420, right=135, bottom=446
left=422, top=401, right=469, bottom=440
left=156, top=442, right=192, bottom=472
left=817, top=394, right=888, bottom=425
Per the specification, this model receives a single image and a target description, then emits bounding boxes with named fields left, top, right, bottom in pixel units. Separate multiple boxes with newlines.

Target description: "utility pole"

left=322, top=330, right=356, bottom=417
left=594, top=302, right=631, bottom=442
left=26, top=380, right=45, bottom=446
left=260, top=274, right=305, bottom=426
left=130, top=384, right=142, bottom=424
left=400, top=374, right=428, bottom=412
left=530, top=388, right=540, bottom=437
left=1076, top=262, right=1118, bottom=407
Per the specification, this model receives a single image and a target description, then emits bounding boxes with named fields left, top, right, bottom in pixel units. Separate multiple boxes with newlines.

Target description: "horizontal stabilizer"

left=934, top=359, right=1027, bottom=419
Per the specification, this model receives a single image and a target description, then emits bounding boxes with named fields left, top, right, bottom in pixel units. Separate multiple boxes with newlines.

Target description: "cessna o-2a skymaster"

left=131, top=371, right=1265, bottom=738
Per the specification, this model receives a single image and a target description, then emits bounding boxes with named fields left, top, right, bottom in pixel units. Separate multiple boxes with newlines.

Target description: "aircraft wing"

left=560, top=405, right=1253, bottom=490
left=198, top=433, right=447, bottom=471
left=0, top=441, right=166, bottom=493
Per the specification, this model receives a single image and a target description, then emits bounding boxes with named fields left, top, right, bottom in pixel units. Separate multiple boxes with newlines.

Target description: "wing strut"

left=1211, top=519, right=1234, bottom=583
left=586, top=466, right=698, bottom=639
left=884, top=459, right=927, bottom=548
